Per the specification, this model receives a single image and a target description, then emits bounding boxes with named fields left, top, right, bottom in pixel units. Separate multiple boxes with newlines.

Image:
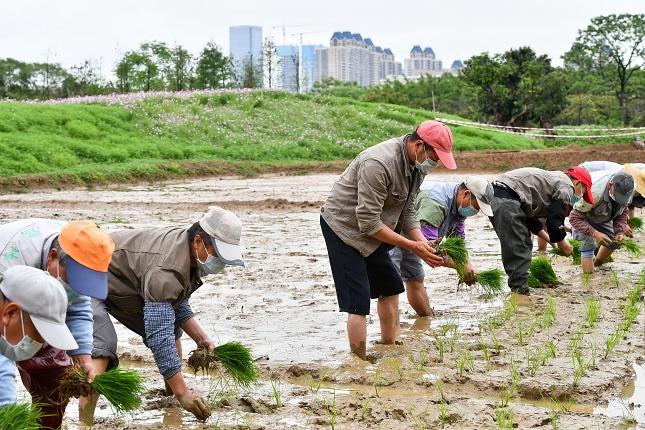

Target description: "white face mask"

left=0, top=309, right=43, bottom=361
left=415, top=145, right=438, bottom=174
left=195, top=240, right=226, bottom=276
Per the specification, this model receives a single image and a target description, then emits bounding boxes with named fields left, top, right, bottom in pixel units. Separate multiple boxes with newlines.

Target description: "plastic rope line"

left=436, top=118, right=645, bottom=139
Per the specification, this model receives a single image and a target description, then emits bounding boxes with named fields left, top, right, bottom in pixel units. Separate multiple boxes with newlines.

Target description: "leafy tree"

left=65, top=60, right=106, bottom=96
left=168, top=44, right=192, bottom=91
left=311, top=77, right=365, bottom=98
left=263, top=37, right=279, bottom=89
left=462, top=47, right=569, bottom=127
left=194, top=42, right=233, bottom=89
left=564, top=14, right=644, bottom=125
left=241, top=54, right=262, bottom=89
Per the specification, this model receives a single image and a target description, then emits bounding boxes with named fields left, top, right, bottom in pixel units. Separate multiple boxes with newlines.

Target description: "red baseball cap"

left=416, top=120, right=456, bottom=170
left=566, top=166, right=594, bottom=204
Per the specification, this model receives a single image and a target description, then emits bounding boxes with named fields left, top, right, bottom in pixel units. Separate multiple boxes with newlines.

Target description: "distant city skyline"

left=1, top=0, right=642, bottom=80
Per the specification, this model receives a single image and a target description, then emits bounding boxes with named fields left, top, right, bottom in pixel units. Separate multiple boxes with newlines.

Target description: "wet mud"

left=4, top=172, right=643, bottom=429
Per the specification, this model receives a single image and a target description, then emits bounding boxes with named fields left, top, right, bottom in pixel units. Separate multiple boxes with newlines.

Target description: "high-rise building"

left=300, top=44, right=323, bottom=92
left=229, top=25, right=263, bottom=86
left=318, top=31, right=402, bottom=87
left=276, top=45, right=299, bottom=92
left=449, top=59, right=464, bottom=75
left=404, top=45, right=443, bottom=77
left=315, top=47, right=329, bottom=83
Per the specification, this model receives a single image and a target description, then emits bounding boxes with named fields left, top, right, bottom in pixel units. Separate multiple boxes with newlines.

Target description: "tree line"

left=1, top=14, right=642, bottom=126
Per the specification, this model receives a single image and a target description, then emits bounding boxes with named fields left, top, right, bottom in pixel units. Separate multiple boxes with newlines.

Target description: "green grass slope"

left=0, top=90, right=616, bottom=187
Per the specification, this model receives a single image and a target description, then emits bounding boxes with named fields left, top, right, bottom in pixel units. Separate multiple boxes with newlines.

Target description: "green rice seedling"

left=437, top=401, right=449, bottom=427
left=499, top=383, right=516, bottom=408
left=359, top=399, right=370, bottom=421
left=628, top=216, right=644, bottom=230
left=603, top=329, right=623, bottom=359
left=539, top=296, right=557, bottom=329
left=474, top=268, right=505, bottom=295
left=433, top=334, right=446, bottom=362
left=585, top=297, right=601, bottom=328
left=436, top=236, right=469, bottom=278
left=550, top=239, right=581, bottom=264
left=545, top=340, right=557, bottom=359
left=0, top=402, right=42, bottom=430
left=568, top=329, right=584, bottom=352
left=612, top=269, right=620, bottom=288
left=549, top=409, right=560, bottom=430
left=496, top=407, right=514, bottom=429
left=408, top=348, right=429, bottom=371
left=581, top=272, right=590, bottom=289
left=60, top=366, right=145, bottom=413
left=508, top=354, right=521, bottom=385
left=435, top=378, right=446, bottom=403
left=478, top=338, right=492, bottom=367
left=528, top=256, right=559, bottom=288
left=621, top=301, right=642, bottom=331
left=589, top=343, right=598, bottom=369
left=305, top=375, right=323, bottom=395
left=372, top=368, right=383, bottom=398
left=491, top=331, right=502, bottom=356
left=187, top=342, right=259, bottom=388
left=387, top=357, right=404, bottom=380
left=571, top=350, right=588, bottom=387
left=456, top=350, right=474, bottom=378
left=617, top=238, right=643, bottom=256
left=324, top=389, right=337, bottom=429
left=270, top=378, right=282, bottom=408
left=516, top=321, right=526, bottom=346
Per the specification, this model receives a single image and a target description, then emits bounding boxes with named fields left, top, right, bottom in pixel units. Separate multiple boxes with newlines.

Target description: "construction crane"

left=290, top=30, right=329, bottom=47
left=271, top=24, right=309, bottom=45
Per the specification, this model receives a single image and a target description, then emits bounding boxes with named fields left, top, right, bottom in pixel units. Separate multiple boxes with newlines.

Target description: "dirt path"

left=5, top=172, right=644, bottom=429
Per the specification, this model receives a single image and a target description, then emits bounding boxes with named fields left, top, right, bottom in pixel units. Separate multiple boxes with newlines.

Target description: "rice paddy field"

left=3, top=171, right=643, bottom=430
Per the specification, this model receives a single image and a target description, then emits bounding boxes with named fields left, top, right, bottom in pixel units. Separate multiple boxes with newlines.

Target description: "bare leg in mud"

left=347, top=314, right=368, bottom=360
left=78, top=357, right=110, bottom=425
left=377, top=295, right=399, bottom=344
left=405, top=280, right=432, bottom=317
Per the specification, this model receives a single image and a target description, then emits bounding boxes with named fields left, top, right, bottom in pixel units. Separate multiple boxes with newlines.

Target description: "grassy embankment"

left=0, top=91, right=625, bottom=189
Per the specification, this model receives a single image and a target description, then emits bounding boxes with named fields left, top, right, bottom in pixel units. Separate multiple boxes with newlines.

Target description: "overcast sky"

left=1, top=0, right=642, bottom=79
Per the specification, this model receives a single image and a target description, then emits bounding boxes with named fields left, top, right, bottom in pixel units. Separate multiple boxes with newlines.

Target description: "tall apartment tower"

left=229, top=25, right=263, bottom=86
left=404, top=45, right=443, bottom=77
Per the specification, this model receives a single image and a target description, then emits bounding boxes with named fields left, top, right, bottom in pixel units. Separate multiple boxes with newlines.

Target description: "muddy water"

left=3, top=172, right=643, bottom=429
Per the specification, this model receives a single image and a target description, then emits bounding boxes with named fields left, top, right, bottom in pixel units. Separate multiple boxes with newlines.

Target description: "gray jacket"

left=321, top=136, right=424, bottom=257
left=496, top=168, right=574, bottom=218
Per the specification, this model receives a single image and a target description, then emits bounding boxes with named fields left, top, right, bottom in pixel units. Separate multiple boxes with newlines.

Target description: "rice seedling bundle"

left=617, top=238, right=643, bottom=257
left=549, top=239, right=581, bottom=264
left=527, top=256, right=559, bottom=288
left=59, top=367, right=145, bottom=413
left=474, top=268, right=504, bottom=295
left=187, top=342, right=258, bottom=388
left=628, top=216, right=643, bottom=230
left=436, top=236, right=468, bottom=278
left=0, top=403, right=42, bottom=430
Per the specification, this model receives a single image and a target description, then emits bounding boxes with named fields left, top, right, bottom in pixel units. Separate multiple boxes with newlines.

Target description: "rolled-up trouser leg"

left=0, top=355, right=17, bottom=405
left=90, top=298, right=119, bottom=371
left=491, top=197, right=532, bottom=294
left=17, top=345, right=73, bottom=429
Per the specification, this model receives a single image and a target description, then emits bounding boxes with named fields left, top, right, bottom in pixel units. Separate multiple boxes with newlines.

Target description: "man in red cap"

left=320, top=120, right=455, bottom=359
left=485, top=166, right=592, bottom=295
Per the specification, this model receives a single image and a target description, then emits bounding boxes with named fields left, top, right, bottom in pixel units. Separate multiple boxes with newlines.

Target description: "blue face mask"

left=196, top=241, right=226, bottom=275
left=415, top=144, right=439, bottom=174
left=458, top=194, right=479, bottom=218
left=57, top=261, right=80, bottom=304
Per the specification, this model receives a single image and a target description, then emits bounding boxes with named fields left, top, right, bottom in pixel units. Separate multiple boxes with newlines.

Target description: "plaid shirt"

left=143, top=299, right=194, bottom=379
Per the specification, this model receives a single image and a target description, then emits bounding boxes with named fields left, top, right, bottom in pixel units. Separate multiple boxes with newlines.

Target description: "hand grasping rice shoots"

left=187, top=342, right=258, bottom=388
left=436, top=236, right=469, bottom=278
left=550, top=239, right=581, bottom=264
left=527, top=256, right=559, bottom=288
left=474, top=268, right=505, bottom=295
left=59, top=366, right=145, bottom=413
left=628, top=216, right=643, bottom=231
left=0, top=403, right=42, bottom=430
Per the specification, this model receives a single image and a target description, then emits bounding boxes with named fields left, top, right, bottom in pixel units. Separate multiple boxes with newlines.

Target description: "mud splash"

left=5, top=171, right=643, bottom=429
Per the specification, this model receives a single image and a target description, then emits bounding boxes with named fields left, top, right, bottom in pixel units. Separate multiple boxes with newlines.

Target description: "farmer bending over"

left=389, top=176, right=493, bottom=317
left=321, top=120, right=453, bottom=360
left=81, top=206, right=245, bottom=423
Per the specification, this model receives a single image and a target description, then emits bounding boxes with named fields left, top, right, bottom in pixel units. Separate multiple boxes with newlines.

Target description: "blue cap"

left=65, top=256, right=109, bottom=300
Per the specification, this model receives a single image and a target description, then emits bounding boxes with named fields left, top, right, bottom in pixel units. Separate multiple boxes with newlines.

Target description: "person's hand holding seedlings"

left=592, top=230, right=612, bottom=247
